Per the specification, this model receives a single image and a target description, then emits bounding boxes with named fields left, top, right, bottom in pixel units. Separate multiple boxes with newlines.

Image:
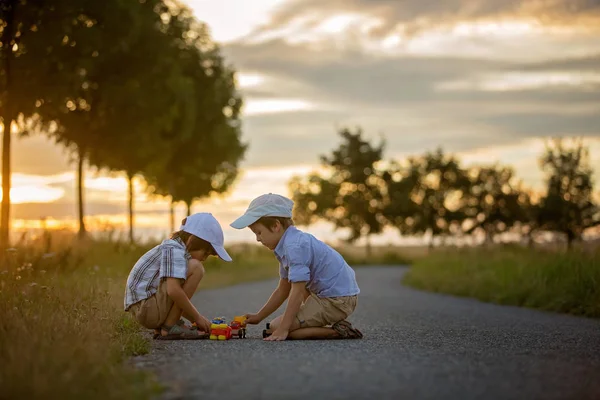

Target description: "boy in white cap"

left=231, top=193, right=362, bottom=340
left=125, top=212, right=232, bottom=340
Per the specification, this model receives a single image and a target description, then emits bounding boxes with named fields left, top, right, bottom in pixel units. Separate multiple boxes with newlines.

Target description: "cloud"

left=476, top=112, right=600, bottom=136
left=228, top=39, right=600, bottom=104
left=12, top=134, right=72, bottom=175
left=252, top=0, right=600, bottom=39
left=514, top=53, right=600, bottom=71
left=223, top=36, right=600, bottom=170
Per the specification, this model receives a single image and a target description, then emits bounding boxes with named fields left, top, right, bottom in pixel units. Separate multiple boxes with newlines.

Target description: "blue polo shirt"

left=274, top=226, right=360, bottom=298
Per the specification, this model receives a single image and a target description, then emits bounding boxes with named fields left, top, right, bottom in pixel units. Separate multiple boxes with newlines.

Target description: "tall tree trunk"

left=77, top=147, right=86, bottom=239
left=0, top=2, right=15, bottom=250
left=127, top=172, right=134, bottom=244
left=169, top=199, right=175, bottom=232
left=186, top=202, right=191, bottom=217
left=1, top=118, right=12, bottom=249
left=365, top=234, right=372, bottom=258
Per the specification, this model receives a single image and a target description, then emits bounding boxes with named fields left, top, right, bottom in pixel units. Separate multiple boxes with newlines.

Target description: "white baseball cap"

left=180, top=213, right=232, bottom=262
left=230, top=193, right=294, bottom=229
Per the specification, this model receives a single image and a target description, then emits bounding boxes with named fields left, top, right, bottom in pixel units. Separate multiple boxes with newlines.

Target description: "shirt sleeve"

left=159, top=245, right=188, bottom=279
left=286, top=244, right=311, bottom=283
left=279, top=261, right=289, bottom=280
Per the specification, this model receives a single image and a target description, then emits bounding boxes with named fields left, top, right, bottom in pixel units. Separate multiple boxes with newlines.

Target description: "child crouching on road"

left=124, top=213, right=232, bottom=340
left=231, top=193, right=363, bottom=341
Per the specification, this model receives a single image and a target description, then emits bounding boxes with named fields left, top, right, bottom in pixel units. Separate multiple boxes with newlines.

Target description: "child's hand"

left=195, top=315, right=211, bottom=333
left=264, top=328, right=288, bottom=341
left=244, top=313, right=262, bottom=325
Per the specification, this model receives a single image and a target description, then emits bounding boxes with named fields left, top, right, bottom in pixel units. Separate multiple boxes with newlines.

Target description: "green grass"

left=0, top=235, right=161, bottom=399
left=403, top=245, right=600, bottom=318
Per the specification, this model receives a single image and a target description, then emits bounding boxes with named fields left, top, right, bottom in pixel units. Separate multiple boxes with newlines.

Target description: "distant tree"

left=463, top=165, right=531, bottom=244
left=409, top=149, right=469, bottom=248
left=537, top=138, right=599, bottom=249
left=289, top=173, right=337, bottom=226
left=380, top=159, right=421, bottom=236
left=289, top=127, right=386, bottom=256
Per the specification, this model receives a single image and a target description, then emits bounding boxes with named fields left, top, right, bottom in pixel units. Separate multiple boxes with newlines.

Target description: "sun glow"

left=0, top=186, right=64, bottom=204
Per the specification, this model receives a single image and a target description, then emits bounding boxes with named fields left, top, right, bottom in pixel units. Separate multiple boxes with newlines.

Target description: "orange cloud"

left=247, top=0, right=600, bottom=41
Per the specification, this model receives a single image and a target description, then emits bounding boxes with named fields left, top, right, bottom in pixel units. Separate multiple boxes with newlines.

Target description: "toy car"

left=229, top=316, right=247, bottom=339
left=210, top=317, right=232, bottom=340
left=209, top=316, right=247, bottom=340
left=262, top=322, right=271, bottom=338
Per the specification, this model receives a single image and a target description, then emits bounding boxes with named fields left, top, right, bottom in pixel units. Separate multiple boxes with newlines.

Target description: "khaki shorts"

left=128, top=280, right=175, bottom=329
left=296, top=292, right=358, bottom=328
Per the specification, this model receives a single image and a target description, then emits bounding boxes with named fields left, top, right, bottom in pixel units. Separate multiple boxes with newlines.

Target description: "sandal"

left=332, top=320, right=363, bottom=339
left=152, top=319, right=188, bottom=339
left=156, top=323, right=209, bottom=340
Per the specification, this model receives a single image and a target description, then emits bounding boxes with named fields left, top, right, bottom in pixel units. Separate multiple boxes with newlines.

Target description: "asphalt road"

left=132, top=266, right=600, bottom=400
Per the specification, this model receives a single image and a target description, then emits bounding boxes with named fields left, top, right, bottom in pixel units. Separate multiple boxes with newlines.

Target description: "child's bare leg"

left=266, top=315, right=340, bottom=339
left=288, top=327, right=339, bottom=340
left=161, top=261, right=205, bottom=334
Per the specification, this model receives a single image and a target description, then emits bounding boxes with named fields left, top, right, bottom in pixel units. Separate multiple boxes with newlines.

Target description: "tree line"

left=0, top=0, right=246, bottom=247
left=289, top=128, right=599, bottom=253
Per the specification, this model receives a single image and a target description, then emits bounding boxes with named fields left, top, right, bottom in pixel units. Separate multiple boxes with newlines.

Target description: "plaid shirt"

left=124, top=238, right=191, bottom=311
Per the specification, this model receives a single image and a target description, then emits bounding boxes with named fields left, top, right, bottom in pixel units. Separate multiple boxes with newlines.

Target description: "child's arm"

left=266, top=281, right=306, bottom=341
left=166, top=278, right=210, bottom=331
left=247, top=278, right=291, bottom=324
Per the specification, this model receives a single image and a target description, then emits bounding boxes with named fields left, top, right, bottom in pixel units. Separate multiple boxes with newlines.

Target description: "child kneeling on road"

left=124, top=213, right=232, bottom=340
left=231, top=193, right=362, bottom=341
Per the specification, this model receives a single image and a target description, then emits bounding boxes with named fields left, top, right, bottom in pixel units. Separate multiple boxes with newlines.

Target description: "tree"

left=463, top=165, right=531, bottom=244
left=145, top=7, right=246, bottom=230
left=82, top=0, right=196, bottom=243
left=289, top=173, right=337, bottom=226
left=0, top=0, right=88, bottom=247
left=408, top=149, right=469, bottom=248
left=380, top=159, right=421, bottom=237
left=537, top=138, right=599, bottom=249
left=290, top=127, right=386, bottom=256
left=40, top=0, right=187, bottom=241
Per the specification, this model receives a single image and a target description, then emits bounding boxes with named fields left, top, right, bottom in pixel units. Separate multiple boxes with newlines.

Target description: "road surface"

left=132, top=266, right=600, bottom=400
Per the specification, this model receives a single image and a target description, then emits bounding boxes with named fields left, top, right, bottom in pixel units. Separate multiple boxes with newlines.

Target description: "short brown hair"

left=254, top=216, right=294, bottom=231
left=170, top=231, right=215, bottom=254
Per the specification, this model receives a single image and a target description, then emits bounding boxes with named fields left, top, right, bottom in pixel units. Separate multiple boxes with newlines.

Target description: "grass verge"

left=0, top=235, right=160, bottom=399
left=403, top=245, right=600, bottom=318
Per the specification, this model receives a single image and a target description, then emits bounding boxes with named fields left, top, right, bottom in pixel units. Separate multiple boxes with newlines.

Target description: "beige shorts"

left=128, top=280, right=175, bottom=329
left=296, top=292, right=358, bottom=328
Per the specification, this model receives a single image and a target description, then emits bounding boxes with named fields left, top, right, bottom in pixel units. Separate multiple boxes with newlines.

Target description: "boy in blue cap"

left=231, top=193, right=362, bottom=341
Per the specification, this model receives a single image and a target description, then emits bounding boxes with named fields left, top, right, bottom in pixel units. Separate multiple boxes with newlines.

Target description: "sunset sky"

left=7, top=0, right=600, bottom=244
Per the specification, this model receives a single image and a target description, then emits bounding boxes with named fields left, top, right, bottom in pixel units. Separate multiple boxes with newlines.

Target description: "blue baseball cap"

left=230, top=193, right=294, bottom=229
